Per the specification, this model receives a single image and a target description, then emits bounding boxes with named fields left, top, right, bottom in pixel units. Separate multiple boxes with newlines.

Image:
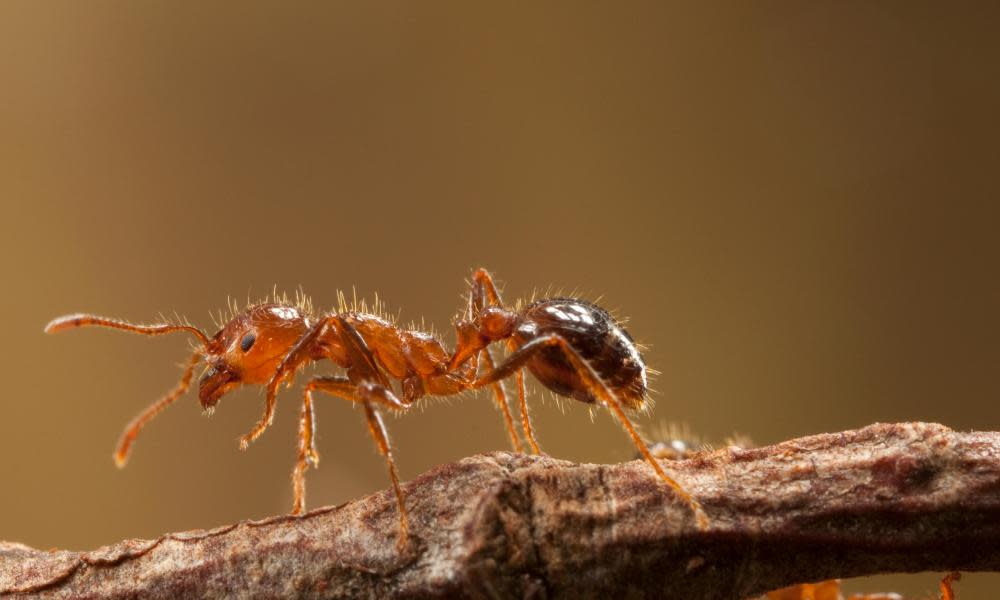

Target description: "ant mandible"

left=45, top=268, right=707, bottom=547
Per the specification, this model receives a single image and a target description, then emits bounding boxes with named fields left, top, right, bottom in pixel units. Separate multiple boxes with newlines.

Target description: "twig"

left=2, top=422, right=999, bottom=599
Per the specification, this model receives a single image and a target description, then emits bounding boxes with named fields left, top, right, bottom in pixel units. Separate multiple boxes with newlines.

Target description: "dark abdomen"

left=511, top=298, right=648, bottom=409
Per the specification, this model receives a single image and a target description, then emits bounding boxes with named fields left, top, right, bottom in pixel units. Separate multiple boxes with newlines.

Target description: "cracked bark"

left=2, top=422, right=999, bottom=599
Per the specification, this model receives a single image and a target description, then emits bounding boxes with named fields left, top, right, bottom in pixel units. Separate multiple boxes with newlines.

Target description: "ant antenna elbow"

left=44, top=313, right=211, bottom=348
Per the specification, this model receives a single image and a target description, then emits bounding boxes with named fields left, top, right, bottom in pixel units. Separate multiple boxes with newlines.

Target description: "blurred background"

left=1, top=2, right=998, bottom=596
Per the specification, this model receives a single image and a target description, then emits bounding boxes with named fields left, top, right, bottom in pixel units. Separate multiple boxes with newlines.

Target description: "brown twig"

left=2, top=422, right=999, bottom=599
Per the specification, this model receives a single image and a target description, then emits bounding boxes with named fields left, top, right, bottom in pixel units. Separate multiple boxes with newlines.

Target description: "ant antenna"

left=45, top=313, right=211, bottom=349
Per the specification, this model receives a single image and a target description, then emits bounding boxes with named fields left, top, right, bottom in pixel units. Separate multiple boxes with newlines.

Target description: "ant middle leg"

left=291, top=376, right=330, bottom=515
left=242, top=314, right=377, bottom=450
left=306, top=376, right=411, bottom=547
left=472, top=334, right=708, bottom=529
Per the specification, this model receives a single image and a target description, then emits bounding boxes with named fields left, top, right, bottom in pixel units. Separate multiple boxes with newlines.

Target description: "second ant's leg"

left=308, top=376, right=411, bottom=549
left=473, top=335, right=708, bottom=529
left=114, top=351, right=201, bottom=467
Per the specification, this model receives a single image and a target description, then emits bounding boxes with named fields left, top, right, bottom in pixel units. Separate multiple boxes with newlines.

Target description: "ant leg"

left=478, top=347, right=523, bottom=452
left=307, top=376, right=411, bottom=549
left=470, top=267, right=504, bottom=309
left=358, top=383, right=409, bottom=549
left=940, top=572, right=960, bottom=600
left=473, top=270, right=539, bottom=454
left=331, top=314, right=392, bottom=386
left=241, top=315, right=339, bottom=449
left=313, top=316, right=412, bottom=547
left=114, top=351, right=202, bottom=467
left=513, top=364, right=542, bottom=454
left=473, top=335, right=708, bottom=529
left=472, top=267, right=546, bottom=454
left=291, top=376, right=332, bottom=515
left=453, top=268, right=522, bottom=451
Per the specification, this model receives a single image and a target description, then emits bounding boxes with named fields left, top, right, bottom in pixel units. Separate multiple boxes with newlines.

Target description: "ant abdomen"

left=513, top=298, right=648, bottom=410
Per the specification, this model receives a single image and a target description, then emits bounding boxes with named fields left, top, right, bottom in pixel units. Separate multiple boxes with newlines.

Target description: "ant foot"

left=692, top=506, right=710, bottom=531
left=395, top=531, right=412, bottom=554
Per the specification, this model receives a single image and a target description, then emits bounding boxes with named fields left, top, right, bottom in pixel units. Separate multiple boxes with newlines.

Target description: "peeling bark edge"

left=2, top=422, right=999, bottom=599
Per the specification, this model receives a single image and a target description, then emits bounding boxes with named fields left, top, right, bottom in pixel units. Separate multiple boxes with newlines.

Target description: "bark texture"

left=2, top=422, right=999, bottom=599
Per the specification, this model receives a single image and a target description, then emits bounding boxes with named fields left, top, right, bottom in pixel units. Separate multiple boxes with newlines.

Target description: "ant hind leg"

left=512, top=365, right=542, bottom=454
left=473, top=334, right=708, bottom=529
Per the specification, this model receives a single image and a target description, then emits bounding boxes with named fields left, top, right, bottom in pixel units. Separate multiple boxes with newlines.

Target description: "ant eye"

left=240, top=331, right=257, bottom=352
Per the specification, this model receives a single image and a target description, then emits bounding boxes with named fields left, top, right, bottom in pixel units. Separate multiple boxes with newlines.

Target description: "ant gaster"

left=45, top=269, right=707, bottom=547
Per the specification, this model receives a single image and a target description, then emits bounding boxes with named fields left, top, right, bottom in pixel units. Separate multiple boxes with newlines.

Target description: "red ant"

left=764, top=572, right=960, bottom=600
left=45, top=269, right=706, bottom=547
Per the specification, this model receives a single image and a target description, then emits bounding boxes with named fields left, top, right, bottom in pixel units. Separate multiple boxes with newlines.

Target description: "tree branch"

left=2, top=422, right=999, bottom=599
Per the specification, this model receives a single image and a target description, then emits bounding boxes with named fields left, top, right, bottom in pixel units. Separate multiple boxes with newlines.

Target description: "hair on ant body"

left=45, top=268, right=706, bottom=547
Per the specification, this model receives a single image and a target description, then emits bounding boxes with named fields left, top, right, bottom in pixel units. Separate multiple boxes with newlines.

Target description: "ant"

left=45, top=268, right=706, bottom=547
left=764, top=572, right=960, bottom=600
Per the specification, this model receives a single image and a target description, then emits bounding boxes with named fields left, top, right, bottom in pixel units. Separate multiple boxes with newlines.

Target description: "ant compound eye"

left=240, top=331, right=257, bottom=352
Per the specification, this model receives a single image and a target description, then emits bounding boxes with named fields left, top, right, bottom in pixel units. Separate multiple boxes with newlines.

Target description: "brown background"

left=1, top=2, right=997, bottom=596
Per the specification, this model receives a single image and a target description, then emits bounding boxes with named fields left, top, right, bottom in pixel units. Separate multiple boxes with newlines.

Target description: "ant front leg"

left=472, top=334, right=709, bottom=529
left=241, top=315, right=340, bottom=449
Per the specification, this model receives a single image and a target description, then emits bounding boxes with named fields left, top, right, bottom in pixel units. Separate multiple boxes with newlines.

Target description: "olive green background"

left=1, top=2, right=997, bottom=596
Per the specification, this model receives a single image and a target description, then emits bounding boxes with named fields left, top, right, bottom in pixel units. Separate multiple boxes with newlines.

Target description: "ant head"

left=199, top=304, right=310, bottom=411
